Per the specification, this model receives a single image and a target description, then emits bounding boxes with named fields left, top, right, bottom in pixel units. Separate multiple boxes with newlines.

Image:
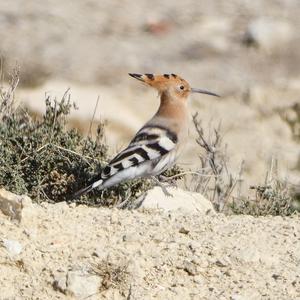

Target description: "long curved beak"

left=191, top=88, right=220, bottom=97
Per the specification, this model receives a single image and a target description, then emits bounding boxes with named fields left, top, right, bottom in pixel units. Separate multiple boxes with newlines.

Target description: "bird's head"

left=129, top=73, right=219, bottom=102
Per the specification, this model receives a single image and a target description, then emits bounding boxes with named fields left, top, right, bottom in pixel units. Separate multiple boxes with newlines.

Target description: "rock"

left=182, top=260, right=199, bottom=276
left=179, top=227, right=190, bottom=235
left=2, top=239, right=22, bottom=256
left=234, top=246, right=260, bottom=263
left=0, top=188, right=25, bottom=221
left=140, top=187, right=215, bottom=214
left=66, top=270, right=101, bottom=299
left=52, top=273, right=67, bottom=294
left=69, top=202, right=76, bottom=209
left=0, top=189, right=36, bottom=225
left=244, top=18, right=294, bottom=52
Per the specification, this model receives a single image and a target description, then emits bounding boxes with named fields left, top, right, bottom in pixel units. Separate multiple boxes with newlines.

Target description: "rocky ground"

left=0, top=189, right=299, bottom=299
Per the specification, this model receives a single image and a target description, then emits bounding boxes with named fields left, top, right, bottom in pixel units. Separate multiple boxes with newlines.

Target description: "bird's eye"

left=180, top=85, right=184, bottom=90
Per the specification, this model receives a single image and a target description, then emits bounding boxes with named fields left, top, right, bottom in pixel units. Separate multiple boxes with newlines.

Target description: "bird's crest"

left=129, top=73, right=190, bottom=92
left=129, top=73, right=220, bottom=98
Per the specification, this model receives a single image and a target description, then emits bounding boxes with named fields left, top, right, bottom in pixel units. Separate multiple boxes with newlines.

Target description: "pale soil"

left=0, top=202, right=299, bottom=300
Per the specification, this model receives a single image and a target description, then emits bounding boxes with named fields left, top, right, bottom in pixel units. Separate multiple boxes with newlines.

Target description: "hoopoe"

left=74, top=73, right=219, bottom=198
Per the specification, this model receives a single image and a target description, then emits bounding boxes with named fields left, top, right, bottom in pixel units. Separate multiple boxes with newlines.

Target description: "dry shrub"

left=191, top=113, right=298, bottom=216
left=231, top=159, right=297, bottom=216
left=190, top=112, right=241, bottom=212
left=90, top=260, right=130, bottom=295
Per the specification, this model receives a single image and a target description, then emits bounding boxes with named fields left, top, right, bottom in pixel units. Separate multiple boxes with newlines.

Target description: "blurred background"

left=1, top=0, right=299, bottom=186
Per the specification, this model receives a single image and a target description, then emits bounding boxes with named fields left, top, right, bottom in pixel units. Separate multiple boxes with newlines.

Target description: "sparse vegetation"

left=90, top=260, right=130, bottom=294
left=191, top=113, right=299, bottom=216
left=231, top=165, right=297, bottom=216
left=191, top=113, right=241, bottom=213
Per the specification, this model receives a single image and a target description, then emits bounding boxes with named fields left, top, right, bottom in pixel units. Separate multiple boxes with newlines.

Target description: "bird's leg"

left=151, top=176, right=173, bottom=197
left=157, top=174, right=169, bottom=181
left=157, top=174, right=178, bottom=189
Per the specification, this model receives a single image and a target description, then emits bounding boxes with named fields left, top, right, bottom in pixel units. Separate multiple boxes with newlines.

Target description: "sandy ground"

left=0, top=198, right=299, bottom=300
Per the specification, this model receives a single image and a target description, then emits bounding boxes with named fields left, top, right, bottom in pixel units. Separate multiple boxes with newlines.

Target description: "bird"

left=74, top=73, right=219, bottom=198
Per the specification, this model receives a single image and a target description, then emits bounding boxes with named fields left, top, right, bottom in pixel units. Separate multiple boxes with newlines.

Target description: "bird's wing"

left=101, top=124, right=178, bottom=179
left=72, top=124, right=178, bottom=199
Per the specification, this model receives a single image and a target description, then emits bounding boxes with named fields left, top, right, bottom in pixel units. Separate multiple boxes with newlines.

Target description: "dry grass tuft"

left=90, top=260, right=130, bottom=294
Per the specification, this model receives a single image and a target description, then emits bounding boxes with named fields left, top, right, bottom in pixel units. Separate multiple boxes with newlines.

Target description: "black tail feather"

left=72, top=184, right=94, bottom=199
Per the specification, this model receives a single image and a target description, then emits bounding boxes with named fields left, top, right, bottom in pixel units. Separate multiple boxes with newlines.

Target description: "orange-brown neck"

left=157, top=91, right=188, bottom=120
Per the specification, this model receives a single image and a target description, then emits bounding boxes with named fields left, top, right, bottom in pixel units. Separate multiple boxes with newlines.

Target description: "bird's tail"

left=72, top=179, right=103, bottom=199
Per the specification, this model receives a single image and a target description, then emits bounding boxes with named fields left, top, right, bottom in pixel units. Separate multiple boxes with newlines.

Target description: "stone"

left=183, top=260, right=198, bottom=276
left=0, top=189, right=38, bottom=225
left=177, top=260, right=199, bottom=276
left=179, top=227, right=190, bottom=234
left=52, top=273, right=67, bottom=293
left=2, top=239, right=22, bottom=256
left=234, top=247, right=260, bottom=263
left=244, top=18, right=294, bottom=52
left=69, top=202, right=76, bottom=208
left=66, top=270, right=101, bottom=299
left=140, top=187, right=215, bottom=214
left=0, top=188, right=25, bottom=221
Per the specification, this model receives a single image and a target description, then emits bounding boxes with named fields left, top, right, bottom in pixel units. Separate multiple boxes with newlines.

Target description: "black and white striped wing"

left=73, top=124, right=178, bottom=197
left=101, top=124, right=178, bottom=180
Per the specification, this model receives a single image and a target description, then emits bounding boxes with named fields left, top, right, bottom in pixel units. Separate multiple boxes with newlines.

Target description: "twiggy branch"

left=192, top=112, right=243, bottom=212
